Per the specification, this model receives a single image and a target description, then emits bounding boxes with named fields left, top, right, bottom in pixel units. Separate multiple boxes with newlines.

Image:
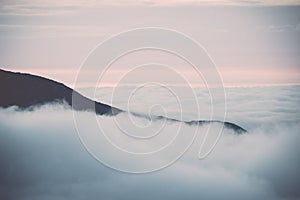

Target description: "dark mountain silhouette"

left=0, top=68, right=246, bottom=134
left=0, top=68, right=122, bottom=115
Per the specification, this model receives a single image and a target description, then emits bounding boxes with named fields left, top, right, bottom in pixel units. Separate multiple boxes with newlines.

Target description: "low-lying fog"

left=0, top=85, right=299, bottom=200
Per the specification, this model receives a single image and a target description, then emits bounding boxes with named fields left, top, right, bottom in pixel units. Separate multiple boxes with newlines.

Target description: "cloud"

left=1, top=0, right=300, bottom=16
left=95, top=85, right=300, bottom=128
left=296, top=23, right=300, bottom=31
left=268, top=24, right=295, bottom=32
left=0, top=85, right=300, bottom=199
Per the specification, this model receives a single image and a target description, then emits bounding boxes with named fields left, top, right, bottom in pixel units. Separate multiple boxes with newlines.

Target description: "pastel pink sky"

left=0, top=0, right=300, bottom=87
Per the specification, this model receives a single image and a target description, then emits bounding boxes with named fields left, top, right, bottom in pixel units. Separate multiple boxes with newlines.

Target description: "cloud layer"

left=0, top=85, right=300, bottom=199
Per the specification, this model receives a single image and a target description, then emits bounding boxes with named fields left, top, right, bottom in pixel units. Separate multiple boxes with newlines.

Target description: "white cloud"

left=0, top=85, right=300, bottom=199
left=95, top=85, right=300, bottom=127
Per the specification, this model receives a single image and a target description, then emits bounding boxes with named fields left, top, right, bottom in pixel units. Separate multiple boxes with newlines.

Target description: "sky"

left=0, top=0, right=300, bottom=87
left=1, top=2, right=300, bottom=198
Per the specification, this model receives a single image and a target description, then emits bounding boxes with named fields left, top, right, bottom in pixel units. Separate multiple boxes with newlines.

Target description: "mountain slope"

left=0, top=68, right=246, bottom=133
left=0, top=69, right=122, bottom=115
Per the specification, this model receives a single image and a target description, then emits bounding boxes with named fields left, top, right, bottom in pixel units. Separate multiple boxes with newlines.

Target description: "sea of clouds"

left=0, top=85, right=299, bottom=200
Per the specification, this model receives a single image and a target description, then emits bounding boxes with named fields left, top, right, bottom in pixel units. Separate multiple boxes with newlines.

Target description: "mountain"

left=0, top=68, right=247, bottom=134
left=0, top=69, right=122, bottom=115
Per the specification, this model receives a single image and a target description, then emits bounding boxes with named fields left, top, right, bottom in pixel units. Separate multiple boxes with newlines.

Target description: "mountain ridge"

left=0, top=68, right=247, bottom=134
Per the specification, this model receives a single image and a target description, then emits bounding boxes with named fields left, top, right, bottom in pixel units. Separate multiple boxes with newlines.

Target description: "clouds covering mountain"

left=0, top=69, right=299, bottom=199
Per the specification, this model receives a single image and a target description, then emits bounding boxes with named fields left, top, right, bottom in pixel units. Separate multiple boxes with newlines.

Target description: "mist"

left=0, top=85, right=299, bottom=200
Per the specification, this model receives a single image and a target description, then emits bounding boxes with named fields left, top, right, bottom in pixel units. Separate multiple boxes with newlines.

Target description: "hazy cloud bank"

left=0, top=94, right=299, bottom=200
